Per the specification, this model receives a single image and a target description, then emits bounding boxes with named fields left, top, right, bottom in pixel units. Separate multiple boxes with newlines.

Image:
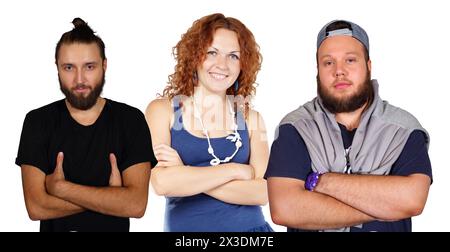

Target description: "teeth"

left=210, top=73, right=227, bottom=80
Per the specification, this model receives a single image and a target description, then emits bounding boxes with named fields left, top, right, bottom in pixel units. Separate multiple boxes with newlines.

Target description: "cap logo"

left=326, top=28, right=353, bottom=38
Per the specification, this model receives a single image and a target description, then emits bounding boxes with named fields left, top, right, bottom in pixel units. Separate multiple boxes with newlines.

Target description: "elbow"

left=25, top=204, right=44, bottom=221
left=380, top=200, right=426, bottom=221
left=128, top=199, right=148, bottom=218
left=406, top=202, right=426, bottom=217
left=269, top=201, right=292, bottom=227
left=257, top=194, right=269, bottom=206
left=28, top=211, right=41, bottom=221
left=130, top=207, right=146, bottom=219
left=270, top=208, right=290, bottom=227
left=150, top=172, right=170, bottom=196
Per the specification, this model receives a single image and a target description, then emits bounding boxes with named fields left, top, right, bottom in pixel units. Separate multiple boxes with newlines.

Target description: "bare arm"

left=21, top=165, right=84, bottom=221
left=268, top=177, right=376, bottom=230
left=151, top=162, right=251, bottom=197
left=49, top=162, right=150, bottom=218
left=204, top=110, right=269, bottom=205
left=315, top=173, right=431, bottom=220
left=145, top=98, right=252, bottom=197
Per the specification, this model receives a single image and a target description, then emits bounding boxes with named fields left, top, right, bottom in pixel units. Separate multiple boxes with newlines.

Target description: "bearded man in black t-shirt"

left=15, top=18, right=157, bottom=232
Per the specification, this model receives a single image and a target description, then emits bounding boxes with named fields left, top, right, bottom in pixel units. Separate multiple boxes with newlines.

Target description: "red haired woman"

left=146, top=13, right=272, bottom=232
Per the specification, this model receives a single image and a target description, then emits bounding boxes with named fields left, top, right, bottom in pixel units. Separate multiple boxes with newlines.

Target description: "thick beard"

left=59, top=73, right=105, bottom=110
left=317, top=71, right=373, bottom=114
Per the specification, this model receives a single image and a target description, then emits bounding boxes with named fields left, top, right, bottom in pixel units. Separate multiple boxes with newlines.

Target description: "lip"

left=73, top=87, right=90, bottom=93
left=334, top=82, right=352, bottom=89
left=209, top=72, right=228, bottom=80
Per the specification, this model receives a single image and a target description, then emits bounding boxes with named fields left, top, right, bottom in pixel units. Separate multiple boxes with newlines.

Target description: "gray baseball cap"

left=317, top=20, right=369, bottom=54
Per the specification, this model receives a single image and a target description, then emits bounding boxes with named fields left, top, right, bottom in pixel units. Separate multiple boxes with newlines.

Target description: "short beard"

left=317, top=71, right=373, bottom=114
left=59, top=73, right=105, bottom=110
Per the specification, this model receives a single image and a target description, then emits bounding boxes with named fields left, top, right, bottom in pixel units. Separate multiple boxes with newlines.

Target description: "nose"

left=215, top=54, right=228, bottom=70
left=335, top=61, right=347, bottom=77
left=75, top=68, right=86, bottom=84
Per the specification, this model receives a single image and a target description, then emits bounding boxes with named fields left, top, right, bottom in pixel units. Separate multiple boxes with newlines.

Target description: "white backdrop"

left=1, top=0, right=448, bottom=232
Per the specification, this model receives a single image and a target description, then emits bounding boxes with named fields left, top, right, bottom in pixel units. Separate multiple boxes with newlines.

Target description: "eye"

left=229, top=54, right=240, bottom=60
left=63, top=65, right=73, bottom=71
left=86, top=64, right=95, bottom=70
left=207, top=51, right=217, bottom=56
left=323, top=60, right=333, bottom=67
left=346, top=58, right=356, bottom=64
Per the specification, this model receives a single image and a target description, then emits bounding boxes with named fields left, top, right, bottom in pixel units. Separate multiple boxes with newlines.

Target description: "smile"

left=209, top=72, right=228, bottom=80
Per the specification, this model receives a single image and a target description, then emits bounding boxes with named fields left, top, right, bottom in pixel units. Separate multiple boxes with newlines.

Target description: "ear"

left=103, top=59, right=108, bottom=72
left=367, top=59, right=372, bottom=72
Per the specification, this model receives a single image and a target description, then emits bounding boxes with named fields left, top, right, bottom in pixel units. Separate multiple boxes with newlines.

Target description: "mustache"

left=72, top=84, right=92, bottom=90
left=333, top=78, right=353, bottom=85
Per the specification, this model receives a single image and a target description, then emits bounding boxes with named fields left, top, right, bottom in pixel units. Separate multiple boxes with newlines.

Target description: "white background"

left=1, top=0, right=448, bottom=231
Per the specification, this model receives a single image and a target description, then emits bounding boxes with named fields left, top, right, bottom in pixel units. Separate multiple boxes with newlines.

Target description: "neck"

left=193, top=87, right=227, bottom=109
left=334, top=102, right=368, bottom=131
left=65, top=97, right=105, bottom=126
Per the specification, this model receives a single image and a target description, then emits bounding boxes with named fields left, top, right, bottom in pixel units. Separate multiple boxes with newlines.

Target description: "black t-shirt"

left=16, top=99, right=158, bottom=232
left=265, top=123, right=432, bottom=232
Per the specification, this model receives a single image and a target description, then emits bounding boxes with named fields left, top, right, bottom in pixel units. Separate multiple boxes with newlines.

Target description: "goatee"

left=317, top=72, right=373, bottom=114
left=59, top=73, right=105, bottom=110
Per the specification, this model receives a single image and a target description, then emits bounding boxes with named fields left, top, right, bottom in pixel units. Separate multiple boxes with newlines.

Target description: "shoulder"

left=247, top=108, right=266, bottom=133
left=106, top=99, right=146, bottom=121
left=380, top=101, right=424, bottom=130
left=145, top=97, right=172, bottom=115
left=145, top=97, right=173, bottom=121
left=279, top=99, right=316, bottom=126
left=24, top=99, right=64, bottom=123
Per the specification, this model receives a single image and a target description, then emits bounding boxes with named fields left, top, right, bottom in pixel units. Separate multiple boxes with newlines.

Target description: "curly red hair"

left=163, top=13, right=262, bottom=111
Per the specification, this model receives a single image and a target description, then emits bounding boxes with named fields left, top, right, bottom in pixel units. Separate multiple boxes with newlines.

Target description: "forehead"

left=318, top=35, right=365, bottom=57
left=57, top=42, right=102, bottom=63
left=210, top=28, right=240, bottom=51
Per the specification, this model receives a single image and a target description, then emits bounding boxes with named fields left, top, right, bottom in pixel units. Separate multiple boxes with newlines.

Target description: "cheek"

left=87, top=70, right=103, bottom=82
left=318, top=70, right=333, bottom=84
left=58, top=72, right=74, bottom=83
left=230, top=62, right=241, bottom=75
left=200, top=58, right=214, bottom=71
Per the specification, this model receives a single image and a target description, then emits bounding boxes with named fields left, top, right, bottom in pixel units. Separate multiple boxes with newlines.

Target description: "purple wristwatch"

left=305, top=171, right=322, bottom=191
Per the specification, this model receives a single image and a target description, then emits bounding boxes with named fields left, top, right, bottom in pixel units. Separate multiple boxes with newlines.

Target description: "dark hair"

left=325, top=20, right=369, bottom=61
left=55, top=18, right=106, bottom=63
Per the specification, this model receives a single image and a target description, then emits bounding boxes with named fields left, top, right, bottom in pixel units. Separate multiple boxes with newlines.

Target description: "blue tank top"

left=165, top=103, right=267, bottom=232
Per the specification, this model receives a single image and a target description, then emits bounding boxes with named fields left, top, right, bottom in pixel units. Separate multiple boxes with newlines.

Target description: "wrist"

left=53, top=180, right=70, bottom=198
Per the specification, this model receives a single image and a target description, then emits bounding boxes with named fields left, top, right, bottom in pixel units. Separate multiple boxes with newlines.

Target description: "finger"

left=154, top=149, right=175, bottom=158
left=154, top=144, right=176, bottom=153
left=56, top=152, right=64, bottom=171
left=155, top=153, right=172, bottom=162
left=109, top=153, right=119, bottom=170
left=155, top=147, right=180, bottom=159
left=156, top=161, right=172, bottom=167
left=154, top=143, right=171, bottom=149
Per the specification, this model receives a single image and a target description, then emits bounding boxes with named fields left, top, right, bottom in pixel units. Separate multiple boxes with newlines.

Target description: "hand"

left=234, top=163, right=255, bottom=180
left=46, top=152, right=66, bottom=196
left=109, top=153, right=122, bottom=187
left=153, top=144, right=184, bottom=167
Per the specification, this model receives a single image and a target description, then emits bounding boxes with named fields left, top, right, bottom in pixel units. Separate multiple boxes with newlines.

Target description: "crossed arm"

left=145, top=98, right=268, bottom=206
left=21, top=153, right=150, bottom=221
left=268, top=173, right=431, bottom=230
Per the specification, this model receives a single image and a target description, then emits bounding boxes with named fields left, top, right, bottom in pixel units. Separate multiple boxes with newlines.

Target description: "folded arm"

left=315, top=172, right=431, bottom=220
left=50, top=161, right=150, bottom=218
left=268, top=177, right=376, bottom=230
left=21, top=165, right=84, bottom=221
left=204, top=110, right=269, bottom=205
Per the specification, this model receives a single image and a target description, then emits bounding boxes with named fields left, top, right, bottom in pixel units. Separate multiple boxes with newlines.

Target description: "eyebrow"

left=59, top=61, right=99, bottom=67
left=320, top=52, right=361, bottom=59
left=211, top=46, right=240, bottom=54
